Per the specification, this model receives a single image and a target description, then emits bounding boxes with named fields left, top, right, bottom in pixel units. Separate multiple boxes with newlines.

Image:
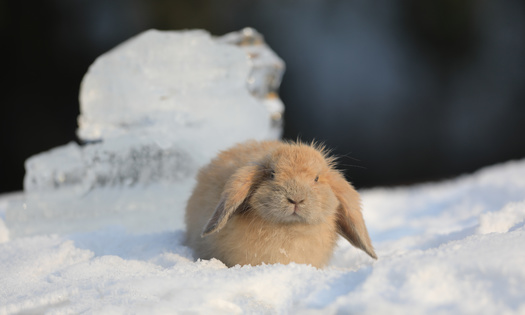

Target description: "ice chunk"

left=77, top=28, right=283, bottom=143
left=9, top=28, right=285, bottom=237
left=24, top=139, right=198, bottom=193
left=25, top=28, right=285, bottom=192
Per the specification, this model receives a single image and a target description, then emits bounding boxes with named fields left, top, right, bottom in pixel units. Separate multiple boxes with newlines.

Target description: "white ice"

left=24, top=28, right=284, bottom=194
left=1, top=159, right=524, bottom=314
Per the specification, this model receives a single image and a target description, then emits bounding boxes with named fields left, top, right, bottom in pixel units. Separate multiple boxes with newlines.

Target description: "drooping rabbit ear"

left=328, top=170, right=377, bottom=259
left=202, top=165, right=259, bottom=237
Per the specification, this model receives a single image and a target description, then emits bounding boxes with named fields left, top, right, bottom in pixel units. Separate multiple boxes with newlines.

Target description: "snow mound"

left=2, top=159, right=525, bottom=314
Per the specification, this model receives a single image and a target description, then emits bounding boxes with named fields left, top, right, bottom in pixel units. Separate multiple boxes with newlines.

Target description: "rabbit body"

left=184, top=140, right=376, bottom=268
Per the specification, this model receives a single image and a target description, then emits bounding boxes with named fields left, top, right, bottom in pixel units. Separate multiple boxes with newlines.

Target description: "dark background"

left=2, top=0, right=525, bottom=193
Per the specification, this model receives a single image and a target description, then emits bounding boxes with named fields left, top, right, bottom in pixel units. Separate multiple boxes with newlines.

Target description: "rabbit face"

left=249, top=145, right=339, bottom=225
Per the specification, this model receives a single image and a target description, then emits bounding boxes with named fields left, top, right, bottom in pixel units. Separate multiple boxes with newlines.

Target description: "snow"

left=1, top=159, right=525, bottom=314
left=2, top=28, right=524, bottom=314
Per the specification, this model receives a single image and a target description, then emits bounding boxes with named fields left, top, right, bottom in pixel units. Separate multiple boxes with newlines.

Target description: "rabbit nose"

left=284, top=180, right=308, bottom=205
left=287, top=197, right=304, bottom=205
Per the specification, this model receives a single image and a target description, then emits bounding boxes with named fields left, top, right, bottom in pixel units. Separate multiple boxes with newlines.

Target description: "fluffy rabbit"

left=184, top=140, right=377, bottom=268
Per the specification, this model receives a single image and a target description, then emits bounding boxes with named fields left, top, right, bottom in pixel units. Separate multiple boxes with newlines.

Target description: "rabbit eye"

left=314, top=175, right=319, bottom=182
left=269, top=169, right=275, bottom=179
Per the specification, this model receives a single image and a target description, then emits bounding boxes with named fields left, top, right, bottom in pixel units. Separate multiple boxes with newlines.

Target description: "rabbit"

left=184, top=140, right=377, bottom=268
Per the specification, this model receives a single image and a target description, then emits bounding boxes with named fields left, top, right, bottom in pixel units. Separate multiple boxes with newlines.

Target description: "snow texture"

left=2, top=159, right=525, bottom=314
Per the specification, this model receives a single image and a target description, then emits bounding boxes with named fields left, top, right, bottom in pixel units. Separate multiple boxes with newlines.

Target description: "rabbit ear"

left=202, top=165, right=259, bottom=237
left=328, top=171, right=377, bottom=259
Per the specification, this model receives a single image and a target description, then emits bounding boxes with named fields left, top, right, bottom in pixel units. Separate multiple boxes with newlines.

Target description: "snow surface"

left=1, top=159, right=525, bottom=314
left=2, top=27, right=524, bottom=314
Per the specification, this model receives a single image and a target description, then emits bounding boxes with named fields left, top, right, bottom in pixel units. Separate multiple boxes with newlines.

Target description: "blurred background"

left=1, top=0, right=525, bottom=193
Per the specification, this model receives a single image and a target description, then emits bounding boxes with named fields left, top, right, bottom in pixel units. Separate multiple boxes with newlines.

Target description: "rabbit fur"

left=184, top=140, right=377, bottom=268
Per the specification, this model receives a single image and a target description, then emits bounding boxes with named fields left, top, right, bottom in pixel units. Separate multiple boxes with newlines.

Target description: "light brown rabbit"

left=184, top=140, right=377, bottom=268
